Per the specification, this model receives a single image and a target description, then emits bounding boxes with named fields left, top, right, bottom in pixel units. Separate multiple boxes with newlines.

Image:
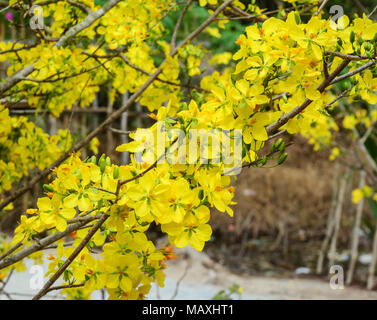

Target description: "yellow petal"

left=60, top=208, right=76, bottom=220
left=37, top=197, right=52, bottom=212
left=63, top=194, right=78, bottom=208
left=251, top=126, right=268, bottom=141
left=56, top=218, right=67, bottom=232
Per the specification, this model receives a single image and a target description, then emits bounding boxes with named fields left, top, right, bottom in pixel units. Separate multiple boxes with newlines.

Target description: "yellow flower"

left=151, top=179, right=192, bottom=223
left=329, top=147, right=340, bottom=161
left=199, top=0, right=217, bottom=7
left=126, top=172, right=170, bottom=218
left=38, top=195, right=76, bottom=232
left=162, top=207, right=212, bottom=251
left=352, top=189, right=364, bottom=204
left=242, top=113, right=271, bottom=143
left=198, top=172, right=234, bottom=216
left=104, top=254, right=141, bottom=293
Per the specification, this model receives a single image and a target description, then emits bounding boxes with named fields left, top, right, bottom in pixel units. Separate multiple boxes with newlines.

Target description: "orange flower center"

left=47, top=254, right=55, bottom=261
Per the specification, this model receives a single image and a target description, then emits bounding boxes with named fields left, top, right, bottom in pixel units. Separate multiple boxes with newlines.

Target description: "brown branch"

left=313, top=0, right=329, bottom=17
left=170, top=0, right=193, bottom=54
left=271, top=91, right=290, bottom=102
left=368, top=4, right=377, bottom=19
left=109, top=127, right=134, bottom=135
left=0, top=0, right=121, bottom=97
left=0, top=240, right=24, bottom=262
left=324, top=88, right=351, bottom=109
left=323, top=56, right=329, bottom=80
left=0, top=214, right=100, bottom=270
left=117, top=54, right=209, bottom=92
left=214, top=3, right=316, bottom=21
left=66, top=0, right=91, bottom=14
left=33, top=0, right=91, bottom=14
left=0, top=42, right=39, bottom=55
left=326, top=51, right=371, bottom=61
left=35, top=28, right=60, bottom=42
left=21, top=59, right=111, bottom=83
left=266, top=58, right=351, bottom=135
left=94, top=187, right=117, bottom=196
left=330, top=60, right=376, bottom=85
left=170, top=0, right=234, bottom=57
left=267, top=129, right=287, bottom=141
left=0, top=1, right=19, bottom=13
left=118, top=142, right=176, bottom=186
left=32, top=213, right=109, bottom=300
left=0, top=269, right=14, bottom=296
left=45, top=283, right=84, bottom=294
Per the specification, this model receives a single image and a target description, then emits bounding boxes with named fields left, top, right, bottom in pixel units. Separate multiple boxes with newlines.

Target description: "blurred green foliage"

left=212, top=283, right=242, bottom=300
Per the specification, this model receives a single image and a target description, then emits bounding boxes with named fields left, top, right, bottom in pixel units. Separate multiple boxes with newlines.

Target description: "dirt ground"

left=2, top=243, right=377, bottom=300
left=165, top=246, right=377, bottom=300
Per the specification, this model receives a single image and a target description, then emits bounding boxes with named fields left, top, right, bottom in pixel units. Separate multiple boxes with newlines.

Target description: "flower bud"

left=278, top=153, right=288, bottom=165
left=350, top=31, right=355, bottom=43
left=43, top=184, right=54, bottom=192
left=113, top=166, right=119, bottom=179
left=364, top=42, right=372, bottom=51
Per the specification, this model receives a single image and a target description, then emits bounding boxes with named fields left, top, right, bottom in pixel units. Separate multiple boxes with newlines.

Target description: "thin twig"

left=32, top=214, right=109, bottom=300
left=170, top=261, right=189, bottom=300
left=0, top=240, right=24, bottom=262
left=170, top=0, right=193, bottom=54
left=327, top=51, right=370, bottom=61
left=313, top=0, right=329, bottom=17
left=0, top=0, right=121, bottom=97
left=0, top=215, right=100, bottom=270
left=117, top=54, right=209, bottom=92
left=324, top=88, right=351, bottom=109
left=360, top=122, right=376, bottom=145
left=346, top=170, right=366, bottom=285
left=368, top=4, right=377, bottom=19
left=109, top=127, right=134, bottom=135
left=266, top=58, right=351, bottom=135
left=94, top=187, right=117, bottom=196
left=330, top=61, right=376, bottom=85
left=45, top=283, right=84, bottom=294
left=119, top=137, right=179, bottom=186
left=0, top=0, right=18, bottom=14
left=267, top=129, right=287, bottom=141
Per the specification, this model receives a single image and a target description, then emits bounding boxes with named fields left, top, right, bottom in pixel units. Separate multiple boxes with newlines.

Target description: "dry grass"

left=210, top=136, right=336, bottom=243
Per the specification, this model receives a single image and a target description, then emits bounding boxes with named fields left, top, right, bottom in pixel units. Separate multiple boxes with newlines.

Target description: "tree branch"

left=266, top=59, right=351, bottom=135
left=330, top=60, right=376, bottom=85
left=0, top=214, right=100, bottom=270
left=32, top=213, right=109, bottom=300
left=170, top=0, right=193, bottom=54
left=313, top=0, right=329, bottom=17
left=0, top=0, right=121, bottom=97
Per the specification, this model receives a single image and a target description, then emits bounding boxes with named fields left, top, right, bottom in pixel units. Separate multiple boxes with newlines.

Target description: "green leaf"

left=368, top=198, right=377, bottom=221
left=365, top=136, right=377, bottom=166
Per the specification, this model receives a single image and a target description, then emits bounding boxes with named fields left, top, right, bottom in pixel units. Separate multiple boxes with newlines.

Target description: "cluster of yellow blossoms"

left=1, top=0, right=377, bottom=300
left=0, top=106, right=71, bottom=201
left=10, top=151, right=234, bottom=299
left=352, top=186, right=377, bottom=204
